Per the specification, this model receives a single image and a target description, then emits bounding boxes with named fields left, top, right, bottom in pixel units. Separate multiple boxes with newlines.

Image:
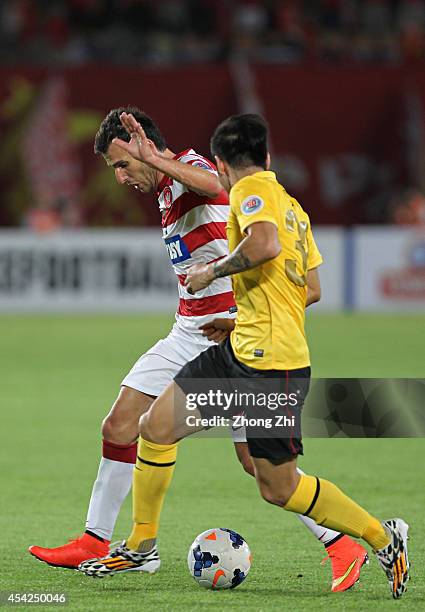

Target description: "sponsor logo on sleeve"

left=241, top=195, right=264, bottom=215
left=164, top=234, right=191, bottom=263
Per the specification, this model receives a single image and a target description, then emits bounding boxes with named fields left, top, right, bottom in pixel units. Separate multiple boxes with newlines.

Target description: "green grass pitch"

left=0, top=313, right=424, bottom=611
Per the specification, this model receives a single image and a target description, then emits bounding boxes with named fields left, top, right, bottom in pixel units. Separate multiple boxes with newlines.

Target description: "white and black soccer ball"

left=187, top=528, right=251, bottom=590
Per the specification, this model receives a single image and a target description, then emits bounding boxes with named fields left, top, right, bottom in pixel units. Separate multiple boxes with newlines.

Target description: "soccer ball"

left=187, top=528, right=251, bottom=589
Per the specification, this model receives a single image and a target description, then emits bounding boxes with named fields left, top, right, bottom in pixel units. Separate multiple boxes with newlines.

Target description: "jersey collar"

left=252, top=170, right=276, bottom=180
left=232, top=170, right=277, bottom=191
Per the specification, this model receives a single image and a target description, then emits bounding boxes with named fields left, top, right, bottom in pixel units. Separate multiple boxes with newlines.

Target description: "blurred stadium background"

left=1, top=0, right=425, bottom=314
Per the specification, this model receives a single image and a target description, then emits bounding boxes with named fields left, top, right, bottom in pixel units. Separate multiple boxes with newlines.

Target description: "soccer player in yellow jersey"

left=80, top=114, right=410, bottom=599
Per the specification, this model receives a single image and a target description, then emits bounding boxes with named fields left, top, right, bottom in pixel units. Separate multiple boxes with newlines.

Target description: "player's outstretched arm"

left=149, top=156, right=222, bottom=198
left=113, top=112, right=222, bottom=198
left=185, top=221, right=280, bottom=294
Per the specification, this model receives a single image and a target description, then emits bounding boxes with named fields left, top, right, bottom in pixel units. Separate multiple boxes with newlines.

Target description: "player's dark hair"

left=210, top=113, right=268, bottom=169
left=94, top=106, right=167, bottom=154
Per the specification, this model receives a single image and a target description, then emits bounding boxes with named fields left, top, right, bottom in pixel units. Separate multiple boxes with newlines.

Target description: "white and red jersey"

left=157, top=148, right=236, bottom=334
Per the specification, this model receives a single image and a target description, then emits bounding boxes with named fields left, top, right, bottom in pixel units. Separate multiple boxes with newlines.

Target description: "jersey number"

left=284, top=211, right=308, bottom=287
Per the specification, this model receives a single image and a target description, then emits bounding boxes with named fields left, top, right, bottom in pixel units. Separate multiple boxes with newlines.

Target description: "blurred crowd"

left=1, top=0, right=425, bottom=66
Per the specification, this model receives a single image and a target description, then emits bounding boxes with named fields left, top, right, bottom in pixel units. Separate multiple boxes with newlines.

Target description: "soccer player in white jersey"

left=29, top=108, right=367, bottom=592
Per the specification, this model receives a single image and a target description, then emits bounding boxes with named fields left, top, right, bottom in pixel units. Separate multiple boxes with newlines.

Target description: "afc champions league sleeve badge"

left=241, top=195, right=264, bottom=215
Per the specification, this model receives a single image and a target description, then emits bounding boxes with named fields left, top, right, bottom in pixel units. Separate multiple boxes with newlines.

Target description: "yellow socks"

left=363, top=517, right=391, bottom=550
left=127, top=438, right=177, bottom=552
left=285, top=474, right=390, bottom=550
left=127, top=447, right=390, bottom=552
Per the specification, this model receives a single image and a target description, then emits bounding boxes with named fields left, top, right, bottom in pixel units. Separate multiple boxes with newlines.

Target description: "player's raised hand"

left=199, top=318, right=235, bottom=342
left=184, top=263, right=215, bottom=294
left=112, top=112, right=159, bottom=165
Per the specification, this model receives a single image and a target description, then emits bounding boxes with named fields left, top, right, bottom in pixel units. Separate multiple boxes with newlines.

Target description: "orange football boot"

left=29, top=533, right=110, bottom=569
left=322, top=534, right=369, bottom=592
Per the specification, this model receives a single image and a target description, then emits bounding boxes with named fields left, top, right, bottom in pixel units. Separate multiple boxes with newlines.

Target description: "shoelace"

left=110, top=543, right=130, bottom=558
left=107, top=541, right=142, bottom=562
left=108, top=539, right=156, bottom=562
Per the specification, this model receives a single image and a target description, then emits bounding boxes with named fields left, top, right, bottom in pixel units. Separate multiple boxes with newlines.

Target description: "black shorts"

left=175, top=338, right=310, bottom=464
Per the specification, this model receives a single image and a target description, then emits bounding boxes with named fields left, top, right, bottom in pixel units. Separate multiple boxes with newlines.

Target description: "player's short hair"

left=94, top=106, right=167, bottom=154
left=210, top=113, right=268, bottom=169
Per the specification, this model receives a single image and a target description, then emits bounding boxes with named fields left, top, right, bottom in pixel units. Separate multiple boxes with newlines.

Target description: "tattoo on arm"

left=213, top=247, right=253, bottom=279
